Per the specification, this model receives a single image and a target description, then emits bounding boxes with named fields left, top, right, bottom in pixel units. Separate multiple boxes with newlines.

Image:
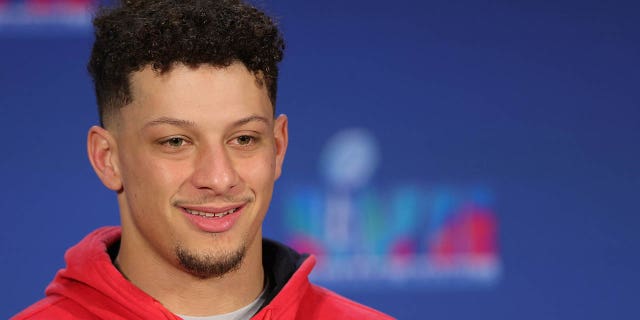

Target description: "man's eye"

left=235, top=135, right=255, bottom=145
left=162, top=137, right=187, bottom=147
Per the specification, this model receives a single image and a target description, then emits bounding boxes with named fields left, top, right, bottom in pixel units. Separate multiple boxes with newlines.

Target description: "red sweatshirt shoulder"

left=12, top=295, right=94, bottom=320
left=299, top=284, right=395, bottom=320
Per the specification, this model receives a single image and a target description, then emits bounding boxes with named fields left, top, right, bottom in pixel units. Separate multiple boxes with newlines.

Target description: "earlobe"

left=273, top=114, right=288, bottom=180
left=87, top=126, right=123, bottom=191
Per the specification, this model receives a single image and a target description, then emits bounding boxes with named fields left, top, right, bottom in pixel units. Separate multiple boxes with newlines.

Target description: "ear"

left=87, top=125, right=123, bottom=191
left=273, top=114, right=289, bottom=180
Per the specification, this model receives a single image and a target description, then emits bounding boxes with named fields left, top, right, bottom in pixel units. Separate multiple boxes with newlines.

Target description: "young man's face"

left=107, top=62, right=287, bottom=277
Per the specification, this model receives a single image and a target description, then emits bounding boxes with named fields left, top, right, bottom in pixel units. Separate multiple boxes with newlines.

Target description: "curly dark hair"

left=88, top=0, right=285, bottom=127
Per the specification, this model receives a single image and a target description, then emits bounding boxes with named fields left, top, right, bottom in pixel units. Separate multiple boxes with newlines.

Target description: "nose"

left=190, top=144, right=240, bottom=195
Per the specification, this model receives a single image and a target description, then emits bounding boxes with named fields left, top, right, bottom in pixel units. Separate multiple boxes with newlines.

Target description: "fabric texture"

left=12, top=227, right=394, bottom=320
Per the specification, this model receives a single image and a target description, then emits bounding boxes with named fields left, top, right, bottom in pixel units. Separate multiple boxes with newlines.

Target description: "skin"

left=87, top=62, right=288, bottom=316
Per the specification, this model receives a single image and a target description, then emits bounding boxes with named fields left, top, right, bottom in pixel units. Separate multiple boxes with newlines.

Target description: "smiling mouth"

left=184, top=207, right=239, bottom=218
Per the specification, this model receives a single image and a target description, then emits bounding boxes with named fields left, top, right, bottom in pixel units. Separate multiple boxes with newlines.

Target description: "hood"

left=252, top=239, right=314, bottom=319
left=44, top=226, right=317, bottom=320
left=45, top=226, right=179, bottom=319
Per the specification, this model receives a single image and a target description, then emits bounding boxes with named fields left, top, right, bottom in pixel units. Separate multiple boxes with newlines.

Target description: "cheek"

left=153, top=161, right=190, bottom=187
left=122, top=153, right=191, bottom=202
left=238, top=154, right=276, bottom=191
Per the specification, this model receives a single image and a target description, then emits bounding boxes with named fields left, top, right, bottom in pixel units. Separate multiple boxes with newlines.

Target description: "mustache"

left=172, top=194, right=255, bottom=207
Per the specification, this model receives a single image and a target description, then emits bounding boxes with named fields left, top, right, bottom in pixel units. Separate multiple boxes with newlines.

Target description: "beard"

left=176, top=244, right=246, bottom=279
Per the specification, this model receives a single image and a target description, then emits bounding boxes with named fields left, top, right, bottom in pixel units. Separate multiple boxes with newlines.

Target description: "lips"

left=184, top=207, right=238, bottom=218
left=180, top=204, right=244, bottom=233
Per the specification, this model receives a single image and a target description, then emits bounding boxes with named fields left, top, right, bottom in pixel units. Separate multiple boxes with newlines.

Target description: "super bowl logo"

left=0, top=0, right=97, bottom=29
left=281, top=128, right=501, bottom=287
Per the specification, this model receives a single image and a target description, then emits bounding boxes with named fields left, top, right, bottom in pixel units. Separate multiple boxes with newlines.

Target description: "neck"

left=116, top=229, right=265, bottom=316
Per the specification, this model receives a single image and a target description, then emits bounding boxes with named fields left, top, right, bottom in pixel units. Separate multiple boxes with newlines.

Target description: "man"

left=13, top=0, right=393, bottom=319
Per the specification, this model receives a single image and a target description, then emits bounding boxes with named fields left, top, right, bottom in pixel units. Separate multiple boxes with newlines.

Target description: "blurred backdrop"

left=1, top=0, right=639, bottom=319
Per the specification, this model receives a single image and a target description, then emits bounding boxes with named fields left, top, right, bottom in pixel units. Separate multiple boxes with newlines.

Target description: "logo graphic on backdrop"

left=0, top=0, right=96, bottom=29
left=282, top=128, right=501, bottom=287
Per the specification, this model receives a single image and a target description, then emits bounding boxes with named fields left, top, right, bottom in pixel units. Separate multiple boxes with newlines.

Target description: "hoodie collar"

left=45, top=227, right=315, bottom=320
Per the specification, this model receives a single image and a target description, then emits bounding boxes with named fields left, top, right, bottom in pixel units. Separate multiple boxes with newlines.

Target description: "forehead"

left=129, top=62, right=268, bottom=107
left=119, top=62, right=273, bottom=129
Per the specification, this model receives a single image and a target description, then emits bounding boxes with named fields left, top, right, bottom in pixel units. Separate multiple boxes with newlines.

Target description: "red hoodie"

left=13, top=227, right=394, bottom=320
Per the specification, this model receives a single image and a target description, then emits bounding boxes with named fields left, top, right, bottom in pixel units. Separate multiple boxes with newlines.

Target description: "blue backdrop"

left=2, top=0, right=639, bottom=319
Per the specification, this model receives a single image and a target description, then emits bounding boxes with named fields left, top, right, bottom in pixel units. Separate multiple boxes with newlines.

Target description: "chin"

left=175, top=242, right=247, bottom=279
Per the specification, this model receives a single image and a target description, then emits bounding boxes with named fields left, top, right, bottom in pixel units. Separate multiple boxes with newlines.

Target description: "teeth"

left=186, top=208, right=237, bottom=218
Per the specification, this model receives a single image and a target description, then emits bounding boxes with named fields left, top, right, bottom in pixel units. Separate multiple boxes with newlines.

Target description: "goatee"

left=176, top=245, right=246, bottom=279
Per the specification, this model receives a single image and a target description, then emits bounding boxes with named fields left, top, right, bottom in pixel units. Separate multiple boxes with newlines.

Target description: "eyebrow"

left=143, top=117, right=196, bottom=129
left=142, top=115, right=271, bottom=130
left=232, top=115, right=271, bottom=127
